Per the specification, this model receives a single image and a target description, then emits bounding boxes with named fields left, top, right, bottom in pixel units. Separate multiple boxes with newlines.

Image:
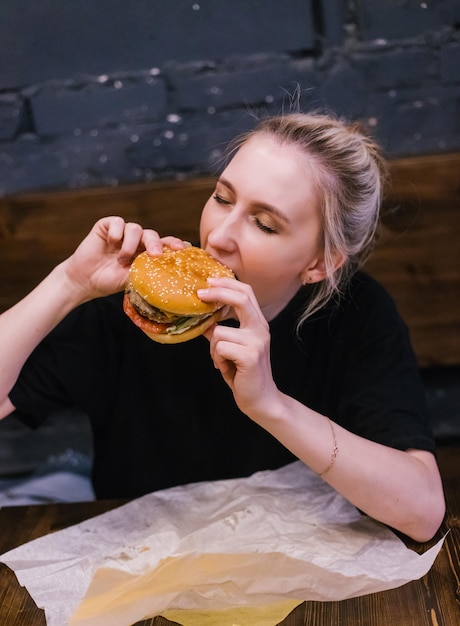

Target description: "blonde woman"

left=0, top=113, right=445, bottom=541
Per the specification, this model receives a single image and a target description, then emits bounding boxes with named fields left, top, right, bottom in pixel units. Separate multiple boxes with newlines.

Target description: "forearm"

left=255, top=392, right=445, bottom=542
left=0, top=260, right=86, bottom=403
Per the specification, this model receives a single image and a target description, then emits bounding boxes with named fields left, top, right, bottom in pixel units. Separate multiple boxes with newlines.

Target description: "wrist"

left=250, top=393, right=341, bottom=478
left=47, top=260, right=93, bottom=312
left=246, top=389, right=291, bottom=429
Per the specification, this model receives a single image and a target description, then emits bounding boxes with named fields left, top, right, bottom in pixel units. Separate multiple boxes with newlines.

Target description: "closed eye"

left=213, top=193, right=279, bottom=234
left=213, top=193, right=230, bottom=205
left=253, top=216, right=279, bottom=234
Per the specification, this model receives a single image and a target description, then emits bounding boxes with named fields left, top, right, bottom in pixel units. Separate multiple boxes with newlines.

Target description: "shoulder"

left=292, top=271, right=411, bottom=362
left=342, top=271, right=399, bottom=314
left=274, top=272, right=405, bottom=343
left=327, top=272, right=418, bottom=372
left=332, top=271, right=405, bottom=334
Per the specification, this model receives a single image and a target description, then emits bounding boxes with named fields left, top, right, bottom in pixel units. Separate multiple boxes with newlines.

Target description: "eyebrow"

left=218, top=177, right=292, bottom=224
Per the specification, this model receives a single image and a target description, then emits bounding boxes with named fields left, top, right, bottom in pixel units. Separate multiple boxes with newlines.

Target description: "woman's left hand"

left=200, top=280, right=446, bottom=544
left=199, top=277, right=278, bottom=419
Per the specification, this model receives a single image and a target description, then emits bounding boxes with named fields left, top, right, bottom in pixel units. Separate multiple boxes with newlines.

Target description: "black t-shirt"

left=10, top=272, right=434, bottom=499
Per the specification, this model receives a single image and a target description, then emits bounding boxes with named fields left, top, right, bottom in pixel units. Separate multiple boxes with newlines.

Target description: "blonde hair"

left=227, top=112, right=388, bottom=325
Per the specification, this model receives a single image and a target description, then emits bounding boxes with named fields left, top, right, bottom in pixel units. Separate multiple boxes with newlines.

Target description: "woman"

left=0, top=113, right=445, bottom=541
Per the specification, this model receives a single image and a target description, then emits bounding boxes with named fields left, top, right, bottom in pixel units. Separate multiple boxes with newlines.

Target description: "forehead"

left=223, top=135, right=320, bottom=215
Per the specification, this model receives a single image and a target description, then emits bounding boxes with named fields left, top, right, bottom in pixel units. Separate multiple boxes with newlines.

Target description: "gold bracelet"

left=318, top=417, right=338, bottom=477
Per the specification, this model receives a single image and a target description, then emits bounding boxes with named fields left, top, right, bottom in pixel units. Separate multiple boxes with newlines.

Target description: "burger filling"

left=126, top=287, right=215, bottom=335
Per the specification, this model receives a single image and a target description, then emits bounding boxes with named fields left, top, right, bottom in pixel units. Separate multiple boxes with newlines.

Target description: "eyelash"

left=212, top=194, right=279, bottom=235
left=253, top=217, right=278, bottom=234
left=213, top=193, right=229, bottom=205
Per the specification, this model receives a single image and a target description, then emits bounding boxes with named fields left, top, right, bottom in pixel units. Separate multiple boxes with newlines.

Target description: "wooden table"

left=0, top=480, right=459, bottom=626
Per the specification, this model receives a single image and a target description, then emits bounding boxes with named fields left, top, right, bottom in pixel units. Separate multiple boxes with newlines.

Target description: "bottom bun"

left=141, top=310, right=223, bottom=344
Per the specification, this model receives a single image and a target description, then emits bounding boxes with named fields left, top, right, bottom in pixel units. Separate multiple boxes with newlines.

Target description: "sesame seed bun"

left=124, top=246, right=235, bottom=343
left=128, top=247, right=234, bottom=315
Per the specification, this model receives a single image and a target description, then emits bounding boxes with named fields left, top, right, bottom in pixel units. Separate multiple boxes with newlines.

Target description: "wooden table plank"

left=0, top=481, right=458, bottom=625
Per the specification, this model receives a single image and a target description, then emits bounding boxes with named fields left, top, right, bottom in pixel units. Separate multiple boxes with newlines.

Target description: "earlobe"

left=301, top=266, right=326, bottom=285
left=301, top=256, right=327, bottom=285
left=301, top=251, right=346, bottom=285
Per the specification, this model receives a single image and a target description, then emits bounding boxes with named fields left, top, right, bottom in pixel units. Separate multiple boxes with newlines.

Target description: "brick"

left=356, top=0, right=449, bottom=41
left=366, top=86, right=460, bottom=156
left=320, top=0, right=348, bottom=47
left=0, top=113, right=255, bottom=196
left=0, top=126, right=154, bottom=195
left=313, top=61, right=366, bottom=119
left=0, top=137, right=66, bottom=196
left=30, top=82, right=167, bottom=136
left=55, top=131, right=131, bottom=189
left=0, top=97, right=25, bottom=140
left=1, top=1, right=459, bottom=197
left=443, top=0, right=460, bottom=23
left=440, top=43, right=460, bottom=83
left=126, top=111, right=256, bottom=173
left=355, top=49, right=437, bottom=90
left=0, top=0, right=316, bottom=88
left=172, top=60, right=317, bottom=112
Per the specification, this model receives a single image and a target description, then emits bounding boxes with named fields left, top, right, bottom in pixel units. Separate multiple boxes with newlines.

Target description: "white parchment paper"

left=0, top=461, right=443, bottom=626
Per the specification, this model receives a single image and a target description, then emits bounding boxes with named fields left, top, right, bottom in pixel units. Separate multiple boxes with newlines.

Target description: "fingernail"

left=147, top=245, right=162, bottom=256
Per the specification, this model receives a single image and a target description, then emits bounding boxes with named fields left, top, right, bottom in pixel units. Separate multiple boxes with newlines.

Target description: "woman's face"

left=200, top=134, right=325, bottom=320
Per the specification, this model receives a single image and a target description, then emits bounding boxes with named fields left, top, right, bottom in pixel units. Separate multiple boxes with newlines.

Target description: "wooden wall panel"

left=1, top=153, right=459, bottom=367
left=366, top=153, right=460, bottom=366
left=0, top=179, right=211, bottom=311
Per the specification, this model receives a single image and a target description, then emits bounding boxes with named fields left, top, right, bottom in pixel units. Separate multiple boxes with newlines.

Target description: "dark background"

left=0, top=0, right=459, bottom=196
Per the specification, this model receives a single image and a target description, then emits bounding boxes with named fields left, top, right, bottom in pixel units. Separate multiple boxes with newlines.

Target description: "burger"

left=123, top=246, right=235, bottom=343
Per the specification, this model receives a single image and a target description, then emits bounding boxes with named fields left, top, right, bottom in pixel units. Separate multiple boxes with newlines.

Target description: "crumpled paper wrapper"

left=0, top=461, right=443, bottom=626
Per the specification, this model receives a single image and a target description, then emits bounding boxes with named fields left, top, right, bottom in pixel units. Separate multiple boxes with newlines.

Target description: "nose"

left=206, top=207, right=239, bottom=253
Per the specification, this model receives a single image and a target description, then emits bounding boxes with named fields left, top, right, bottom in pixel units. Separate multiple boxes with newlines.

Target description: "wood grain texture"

left=367, top=152, right=460, bottom=367
left=0, top=447, right=459, bottom=626
left=0, top=153, right=459, bottom=366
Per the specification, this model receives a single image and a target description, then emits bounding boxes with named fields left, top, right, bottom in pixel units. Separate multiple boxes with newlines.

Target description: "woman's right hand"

left=62, top=216, right=185, bottom=303
left=0, top=216, right=187, bottom=416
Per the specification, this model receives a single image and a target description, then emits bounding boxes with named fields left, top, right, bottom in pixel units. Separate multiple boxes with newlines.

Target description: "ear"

left=301, top=250, right=346, bottom=285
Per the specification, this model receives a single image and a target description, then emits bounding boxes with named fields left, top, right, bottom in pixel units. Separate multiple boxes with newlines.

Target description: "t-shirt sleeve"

left=334, top=277, right=435, bottom=453
left=9, top=297, right=113, bottom=429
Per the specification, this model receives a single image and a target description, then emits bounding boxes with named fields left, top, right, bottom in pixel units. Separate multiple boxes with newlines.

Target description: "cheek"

left=199, top=201, right=213, bottom=244
left=241, top=249, right=294, bottom=285
left=246, top=246, right=309, bottom=289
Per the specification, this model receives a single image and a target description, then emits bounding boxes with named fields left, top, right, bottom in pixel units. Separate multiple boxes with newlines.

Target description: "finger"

left=207, top=324, right=249, bottom=371
left=213, top=350, right=236, bottom=383
left=217, top=305, right=233, bottom=321
left=202, top=325, right=215, bottom=343
left=142, top=229, right=164, bottom=256
left=210, top=333, right=260, bottom=393
left=198, top=281, right=267, bottom=329
left=101, top=216, right=126, bottom=244
left=207, top=330, right=238, bottom=380
left=117, top=222, right=144, bottom=265
left=143, top=234, right=189, bottom=256
left=211, top=323, right=266, bottom=358
left=160, top=236, right=190, bottom=251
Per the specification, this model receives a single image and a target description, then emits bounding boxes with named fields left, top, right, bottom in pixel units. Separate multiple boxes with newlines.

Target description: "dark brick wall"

left=0, top=0, right=459, bottom=196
